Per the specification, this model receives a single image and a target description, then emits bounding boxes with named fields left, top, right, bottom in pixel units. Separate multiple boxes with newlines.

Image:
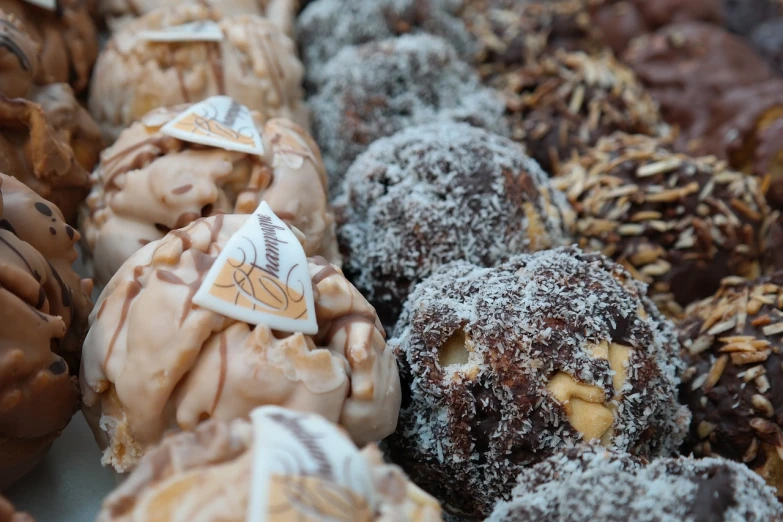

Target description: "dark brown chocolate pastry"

left=497, top=49, right=665, bottom=175
left=0, top=94, right=91, bottom=223
left=723, top=0, right=781, bottom=37
left=387, top=247, right=689, bottom=519
left=0, top=497, right=34, bottom=522
left=0, top=173, right=91, bottom=491
left=309, top=34, right=508, bottom=193
left=752, top=18, right=783, bottom=75
left=336, top=122, right=574, bottom=328
left=593, top=0, right=724, bottom=55
left=297, top=0, right=473, bottom=84
left=679, top=274, right=783, bottom=499
left=0, top=0, right=98, bottom=94
left=624, top=22, right=776, bottom=155
left=488, top=445, right=783, bottom=522
left=554, top=133, right=773, bottom=317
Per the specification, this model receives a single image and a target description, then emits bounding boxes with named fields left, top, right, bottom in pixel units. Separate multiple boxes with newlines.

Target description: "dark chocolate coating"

left=555, top=133, right=773, bottom=317
left=387, top=247, right=688, bottom=519
left=679, top=274, right=783, bottom=499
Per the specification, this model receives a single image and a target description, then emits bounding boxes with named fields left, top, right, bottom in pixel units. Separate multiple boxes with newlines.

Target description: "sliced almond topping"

left=697, top=421, right=716, bottom=439
left=752, top=394, right=775, bottom=417
left=743, top=438, right=760, bottom=463
left=731, top=350, right=771, bottom=365
left=762, top=322, right=783, bottom=336
left=704, top=355, right=728, bottom=392
left=750, top=417, right=777, bottom=434
left=756, top=375, right=771, bottom=394
left=742, top=365, right=766, bottom=382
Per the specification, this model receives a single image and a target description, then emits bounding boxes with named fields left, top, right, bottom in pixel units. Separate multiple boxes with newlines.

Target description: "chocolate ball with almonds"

left=336, top=122, right=574, bottom=328
left=386, top=247, right=690, bottom=519
left=88, top=4, right=307, bottom=142
left=0, top=173, right=92, bottom=490
left=498, top=50, right=666, bottom=175
left=553, top=133, right=773, bottom=318
left=488, top=445, right=783, bottom=522
left=81, top=214, right=400, bottom=473
left=82, top=104, right=337, bottom=286
left=679, top=274, right=783, bottom=499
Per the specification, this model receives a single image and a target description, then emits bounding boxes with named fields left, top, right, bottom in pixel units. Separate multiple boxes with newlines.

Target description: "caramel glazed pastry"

left=82, top=105, right=337, bottom=286
left=0, top=174, right=93, bottom=490
left=679, top=273, right=783, bottom=499
left=81, top=214, right=401, bottom=473
left=95, top=416, right=443, bottom=522
left=0, top=0, right=98, bottom=95
left=100, top=0, right=299, bottom=35
left=88, top=3, right=308, bottom=142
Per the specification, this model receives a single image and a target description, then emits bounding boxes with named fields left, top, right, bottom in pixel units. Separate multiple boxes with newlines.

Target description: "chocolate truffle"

left=82, top=106, right=337, bottom=286
left=336, top=122, right=574, bottom=328
left=297, top=0, right=473, bottom=83
left=386, top=247, right=690, bottom=519
left=95, top=414, right=443, bottom=522
left=498, top=50, right=666, bottom=175
left=0, top=497, right=34, bottom=522
left=0, top=95, right=91, bottom=224
left=488, top=446, right=783, bottom=522
left=0, top=174, right=92, bottom=490
left=679, top=273, right=783, bottom=498
left=0, top=0, right=98, bottom=94
left=624, top=22, right=775, bottom=155
left=722, top=0, right=781, bottom=37
left=310, top=34, right=508, bottom=192
left=88, top=4, right=308, bottom=142
left=100, top=0, right=298, bottom=34
left=81, top=214, right=400, bottom=473
left=553, top=133, right=773, bottom=318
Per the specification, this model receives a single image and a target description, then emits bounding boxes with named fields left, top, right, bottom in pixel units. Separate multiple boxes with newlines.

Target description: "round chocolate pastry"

left=487, top=445, right=783, bottom=522
left=0, top=0, right=98, bottom=94
left=83, top=106, right=337, bottom=286
left=386, top=247, right=690, bottom=519
left=336, top=122, right=574, bottom=328
left=297, top=0, right=473, bottom=83
left=679, top=273, right=783, bottom=498
left=624, top=22, right=776, bottom=155
left=81, top=214, right=400, bottom=473
left=751, top=18, right=783, bottom=75
left=0, top=174, right=92, bottom=490
left=723, top=0, right=781, bottom=37
left=95, top=415, right=443, bottom=522
left=100, top=0, right=298, bottom=34
left=0, top=497, right=34, bottom=522
left=553, top=133, right=772, bottom=318
left=309, top=34, right=507, bottom=192
left=0, top=95, right=91, bottom=224
left=593, top=0, right=724, bottom=55
left=88, top=4, right=308, bottom=143
left=497, top=49, right=665, bottom=175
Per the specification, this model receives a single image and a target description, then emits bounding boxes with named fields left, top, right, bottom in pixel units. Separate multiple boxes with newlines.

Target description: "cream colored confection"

left=82, top=106, right=337, bottom=285
left=95, top=417, right=442, bottom=522
left=81, top=215, right=400, bottom=473
left=88, top=4, right=307, bottom=142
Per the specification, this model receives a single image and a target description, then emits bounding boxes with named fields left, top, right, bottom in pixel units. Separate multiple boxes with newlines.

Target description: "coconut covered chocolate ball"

left=498, top=50, right=666, bottom=175
left=0, top=174, right=92, bottom=490
left=309, top=34, right=507, bottom=192
left=386, top=247, right=690, bottom=519
left=336, top=123, right=574, bottom=328
left=0, top=0, right=98, bottom=94
left=679, top=274, right=783, bottom=498
left=88, top=4, right=307, bottom=142
left=95, top=414, right=443, bottom=522
left=488, top=446, right=783, bottom=522
left=82, top=106, right=337, bottom=286
left=81, top=214, right=400, bottom=473
left=297, top=0, right=473, bottom=83
left=553, top=133, right=773, bottom=318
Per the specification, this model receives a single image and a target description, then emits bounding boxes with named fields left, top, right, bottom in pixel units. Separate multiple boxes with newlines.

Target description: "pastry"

left=81, top=214, right=400, bottom=473
left=0, top=173, right=92, bottom=490
left=82, top=105, right=336, bottom=286
left=553, top=133, right=772, bottom=317
left=387, top=247, right=690, bottom=519
left=88, top=4, right=307, bottom=142
left=336, top=122, right=574, bottom=327
left=309, top=34, right=507, bottom=193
